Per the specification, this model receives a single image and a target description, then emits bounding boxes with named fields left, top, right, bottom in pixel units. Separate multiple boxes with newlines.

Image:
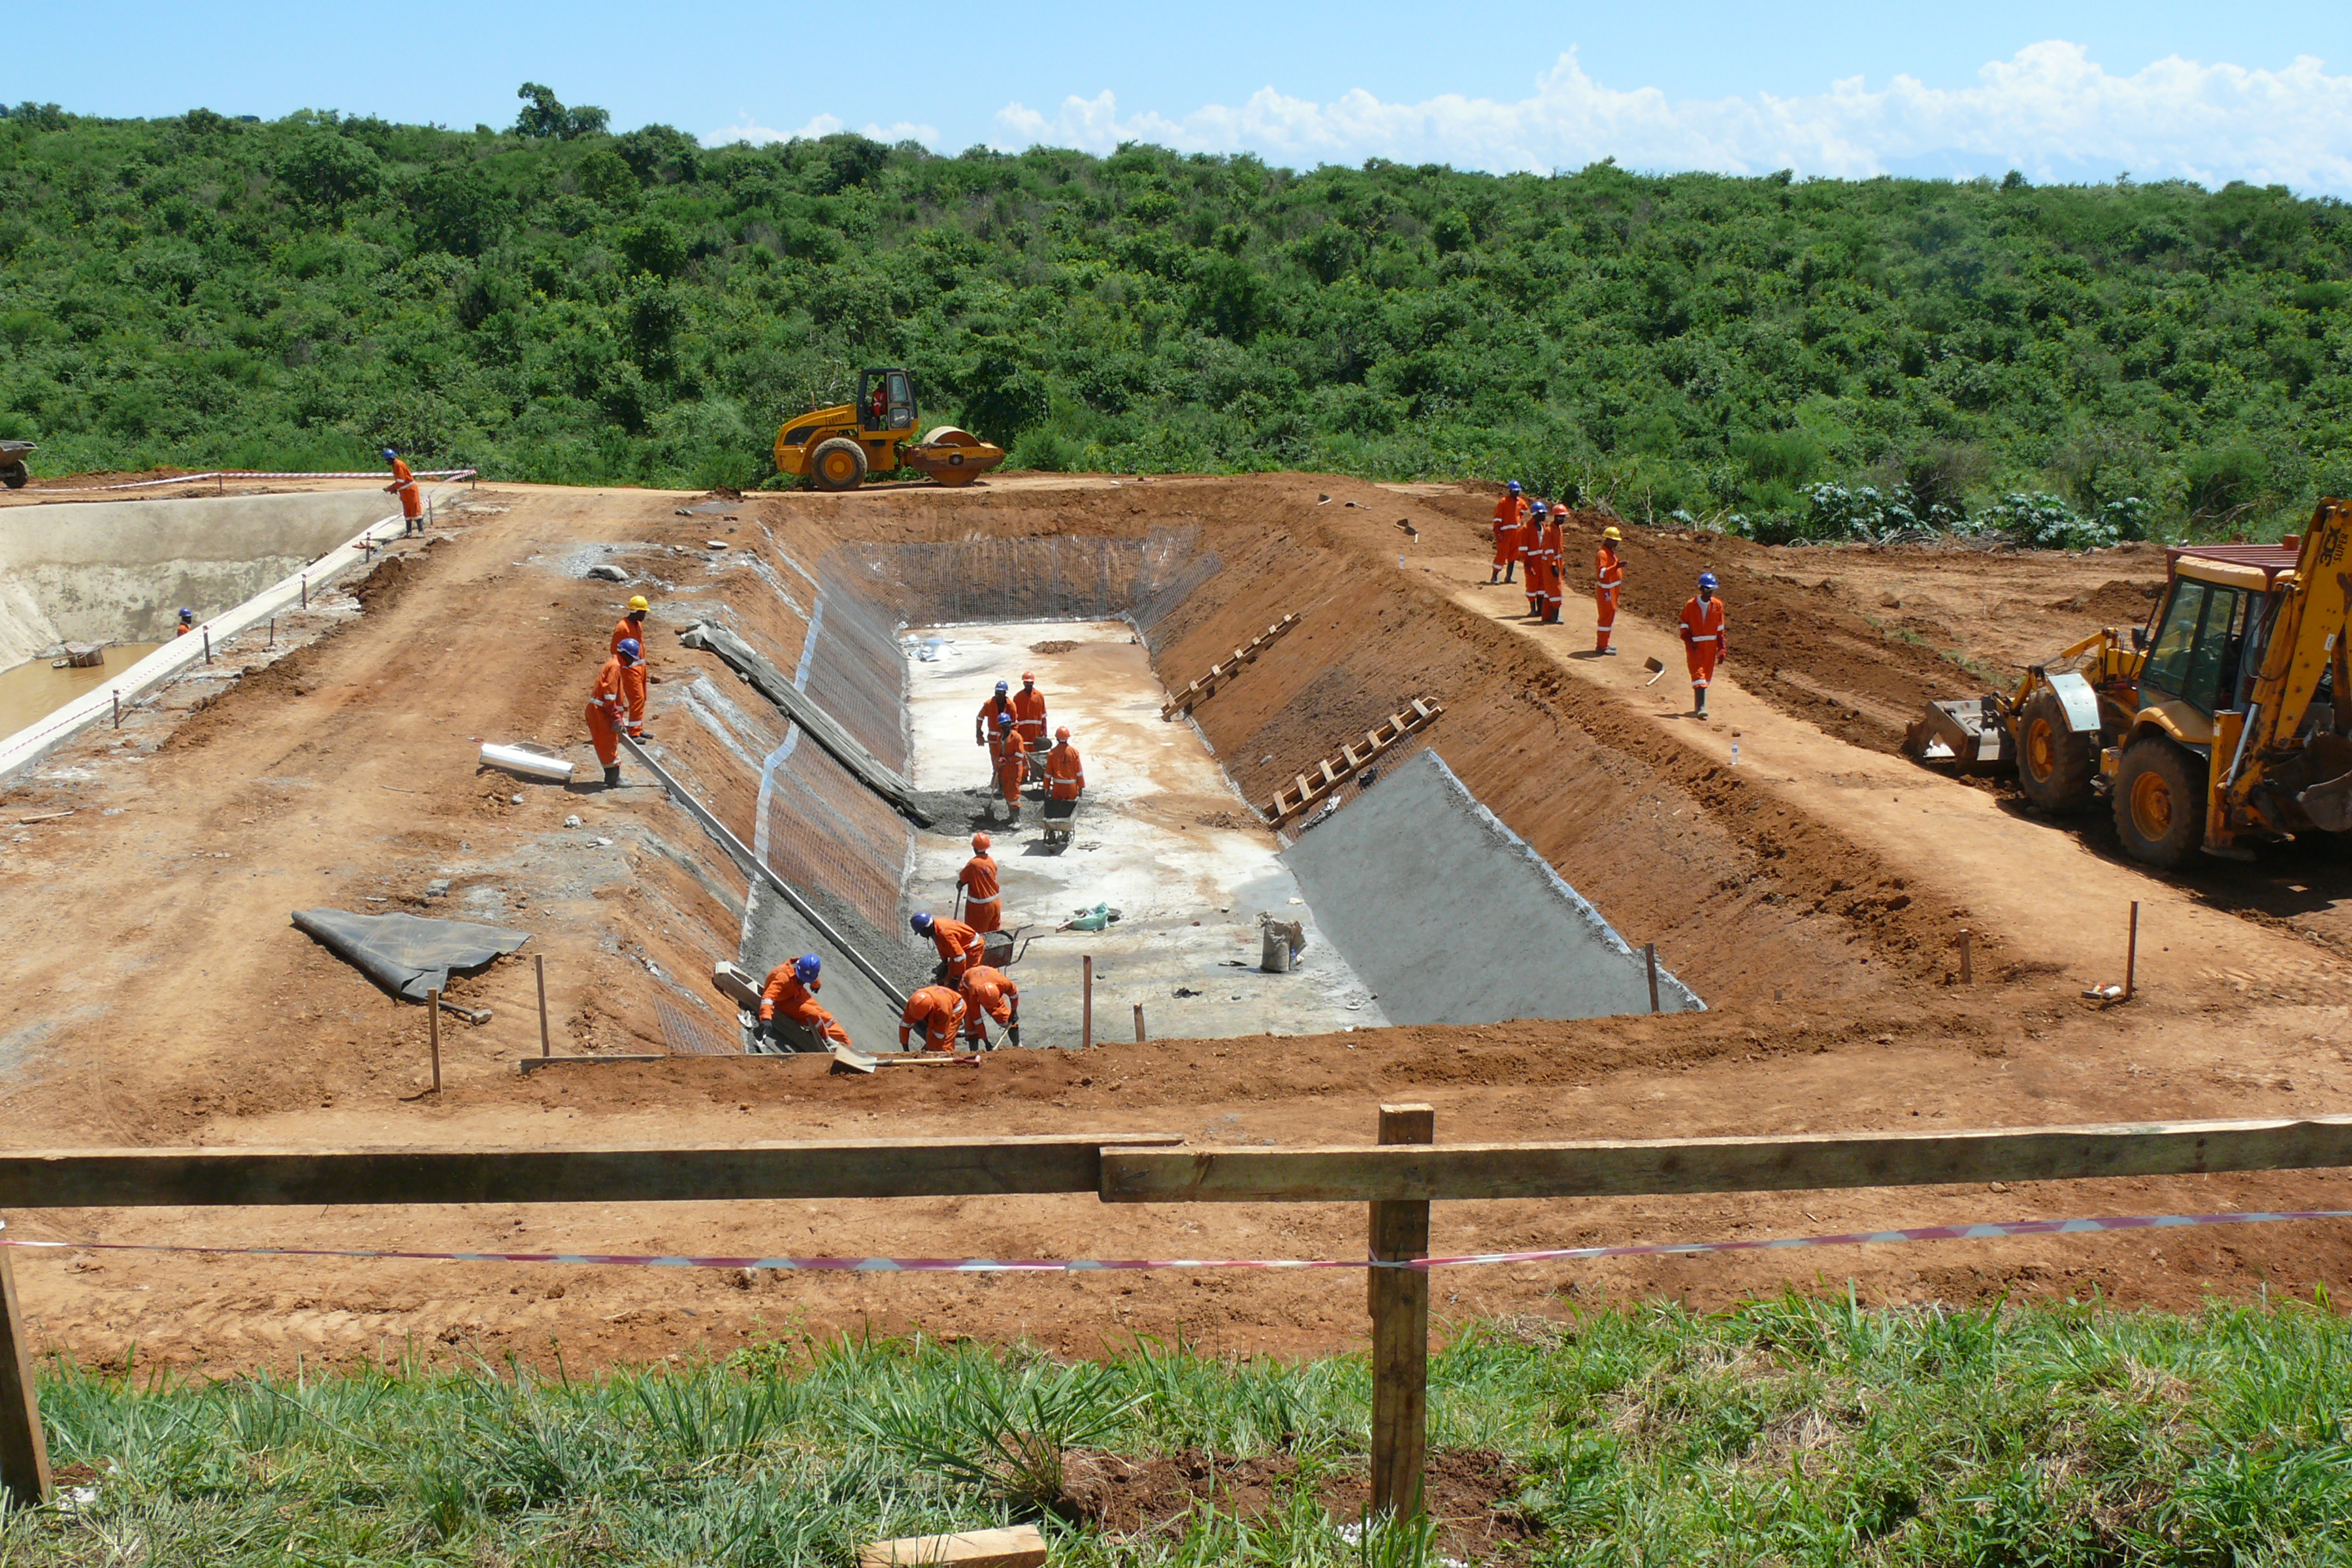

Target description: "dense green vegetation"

left=1, top=91, right=2349, bottom=544
left=16, top=1294, right=2352, bottom=1563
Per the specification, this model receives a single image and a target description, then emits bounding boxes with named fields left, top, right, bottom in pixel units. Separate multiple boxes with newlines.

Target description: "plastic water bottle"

left=1731, top=741, right=1741, bottom=766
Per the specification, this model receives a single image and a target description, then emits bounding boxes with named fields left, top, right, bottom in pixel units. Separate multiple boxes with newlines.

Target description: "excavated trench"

left=642, top=516, right=1705, bottom=1053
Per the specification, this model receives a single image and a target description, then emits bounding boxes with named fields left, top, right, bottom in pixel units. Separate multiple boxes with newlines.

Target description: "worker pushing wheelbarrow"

left=1040, top=727, right=1085, bottom=851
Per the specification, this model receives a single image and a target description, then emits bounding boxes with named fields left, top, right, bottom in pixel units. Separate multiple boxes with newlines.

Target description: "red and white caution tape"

left=2, top=1209, right=2343, bottom=1275
left=38, top=468, right=478, bottom=494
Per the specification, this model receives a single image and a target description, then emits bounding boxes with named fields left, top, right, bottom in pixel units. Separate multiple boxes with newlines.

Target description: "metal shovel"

left=1642, top=657, right=1669, bottom=685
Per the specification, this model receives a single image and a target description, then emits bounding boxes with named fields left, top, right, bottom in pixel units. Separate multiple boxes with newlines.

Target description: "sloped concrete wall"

left=1282, top=749, right=1703, bottom=1024
left=0, top=489, right=392, bottom=664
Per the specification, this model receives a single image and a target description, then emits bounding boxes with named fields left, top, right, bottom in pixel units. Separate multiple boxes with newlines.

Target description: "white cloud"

left=706, top=112, right=942, bottom=149
left=992, top=42, right=2352, bottom=193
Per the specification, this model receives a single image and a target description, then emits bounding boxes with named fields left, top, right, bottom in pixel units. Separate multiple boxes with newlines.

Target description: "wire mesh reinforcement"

left=654, top=993, right=743, bottom=1056
left=799, top=564, right=910, bottom=772
left=762, top=736, right=910, bottom=936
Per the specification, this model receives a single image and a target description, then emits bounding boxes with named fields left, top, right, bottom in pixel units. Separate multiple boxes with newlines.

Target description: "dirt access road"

left=1, top=473, right=2350, bottom=1378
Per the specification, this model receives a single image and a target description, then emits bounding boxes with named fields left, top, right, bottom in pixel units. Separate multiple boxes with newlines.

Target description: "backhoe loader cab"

left=771, top=368, right=1005, bottom=492
left=1906, top=498, right=2352, bottom=870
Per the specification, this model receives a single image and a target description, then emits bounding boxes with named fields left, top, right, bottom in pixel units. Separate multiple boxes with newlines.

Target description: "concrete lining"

left=1282, top=749, right=1703, bottom=1025
left=0, top=488, right=396, bottom=661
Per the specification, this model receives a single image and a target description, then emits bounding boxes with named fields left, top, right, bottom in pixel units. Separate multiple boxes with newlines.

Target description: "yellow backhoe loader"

left=771, top=368, right=1005, bottom=492
left=1904, top=498, right=2352, bottom=868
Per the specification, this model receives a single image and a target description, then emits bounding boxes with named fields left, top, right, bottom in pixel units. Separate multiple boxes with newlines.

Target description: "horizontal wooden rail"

left=1098, top=1117, right=2352, bottom=1203
left=0, top=1135, right=1180, bottom=1209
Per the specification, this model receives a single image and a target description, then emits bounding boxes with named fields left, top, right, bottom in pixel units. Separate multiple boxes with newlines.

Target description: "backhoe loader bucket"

left=1904, top=696, right=2011, bottom=771
left=902, top=425, right=1006, bottom=487
left=2298, top=768, right=2352, bottom=832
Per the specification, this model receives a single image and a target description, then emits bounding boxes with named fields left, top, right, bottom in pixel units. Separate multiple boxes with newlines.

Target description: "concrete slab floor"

left=903, top=619, right=1386, bottom=1047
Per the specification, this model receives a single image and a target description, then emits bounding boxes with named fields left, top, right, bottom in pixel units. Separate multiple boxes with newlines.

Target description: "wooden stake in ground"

left=428, top=988, right=442, bottom=1094
left=2125, top=902, right=2140, bottom=1002
left=1134, top=1002, right=1147, bottom=1043
left=1083, top=956, right=1094, bottom=1049
left=534, top=955, right=551, bottom=1058
left=0, top=1242, right=49, bottom=1507
left=1368, top=1102, right=1433, bottom=1518
left=1644, top=943, right=1660, bottom=1015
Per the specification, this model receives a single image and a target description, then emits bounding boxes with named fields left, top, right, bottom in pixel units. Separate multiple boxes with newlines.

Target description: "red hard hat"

left=1056, top=726, right=1070, bottom=741
left=1022, top=670, right=1035, bottom=681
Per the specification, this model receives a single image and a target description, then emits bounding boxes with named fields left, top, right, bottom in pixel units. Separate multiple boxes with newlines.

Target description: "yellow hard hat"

left=627, top=595, right=650, bottom=613
left=1603, top=526, right=1622, bottom=541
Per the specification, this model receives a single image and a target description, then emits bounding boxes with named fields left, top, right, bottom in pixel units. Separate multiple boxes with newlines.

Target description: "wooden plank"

left=517, top=1054, right=672, bottom=1073
left=0, top=1246, right=49, bottom=1508
left=1319, top=760, right=1340, bottom=787
left=1369, top=1104, right=1432, bottom=1518
left=1100, top=1117, right=2352, bottom=1203
left=0, top=1134, right=1183, bottom=1209
left=858, top=1523, right=1047, bottom=1567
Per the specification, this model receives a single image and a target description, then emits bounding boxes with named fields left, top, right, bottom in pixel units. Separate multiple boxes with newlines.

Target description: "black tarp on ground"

left=291, top=908, right=529, bottom=1001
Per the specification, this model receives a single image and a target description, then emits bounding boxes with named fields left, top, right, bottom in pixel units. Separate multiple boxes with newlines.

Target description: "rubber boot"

left=602, top=764, right=621, bottom=787
left=1693, top=687, right=1708, bottom=719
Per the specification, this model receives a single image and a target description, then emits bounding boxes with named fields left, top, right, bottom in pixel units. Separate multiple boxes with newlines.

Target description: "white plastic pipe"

left=480, top=743, right=575, bottom=781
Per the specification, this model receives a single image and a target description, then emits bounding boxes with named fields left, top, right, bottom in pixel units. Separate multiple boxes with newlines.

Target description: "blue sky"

left=12, top=1, right=2352, bottom=191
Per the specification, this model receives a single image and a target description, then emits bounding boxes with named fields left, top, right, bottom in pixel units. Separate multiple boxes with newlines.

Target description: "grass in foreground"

left=8, top=1290, right=2352, bottom=1565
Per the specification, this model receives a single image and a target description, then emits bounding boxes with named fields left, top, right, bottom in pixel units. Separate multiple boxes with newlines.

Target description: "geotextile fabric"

left=291, top=908, right=529, bottom=1002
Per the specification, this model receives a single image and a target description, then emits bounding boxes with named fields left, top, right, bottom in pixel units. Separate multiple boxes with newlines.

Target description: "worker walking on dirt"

left=1011, top=672, right=1049, bottom=757
left=958, top=832, right=1004, bottom=932
left=383, top=449, right=425, bottom=537
left=1490, top=481, right=1527, bottom=585
left=1533, top=503, right=1566, bottom=625
left=992, top=714, right=1026, bottom=822
left=756, top=954, right=850, bottom=1052
left=976, top=680, right=1018, bottom=784
left=1678, top=572, right=1728, bottom=719
left=910, top=910, right=985, bottom=984
left=1045, top=727, right=1085, bottom=801
left=609, top=596, right=653, bottom=740
left=958, top=964, right=1021, bottom=1049
left=586, top=638, right=640, bottom=787
left=899, top=984, right=968, bottom=1053
left=1595, top=527, right=1624, bottom=653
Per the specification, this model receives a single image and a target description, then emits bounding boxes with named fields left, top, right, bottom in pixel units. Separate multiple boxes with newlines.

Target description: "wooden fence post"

left=0, top=1242, right=50, bottom=1507
left=1368, top=1102, right=1433, bottom=1518
left=1082, top=957, right=1093, bottom=1050
left=2124, top=902, right=2140, bottom=1002
left=1644, top=943, right=1660, bottom=1015
left=428, top=988, right=442, bottom=1094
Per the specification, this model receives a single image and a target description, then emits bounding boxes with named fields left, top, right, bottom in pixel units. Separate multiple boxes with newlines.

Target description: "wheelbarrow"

left=1039, top=793, right=1079, bottom=851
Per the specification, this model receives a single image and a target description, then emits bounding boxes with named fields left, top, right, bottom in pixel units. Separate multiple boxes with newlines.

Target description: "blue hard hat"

left=1507, top=480, right=1522, bottom=493
left=1698, top=572, right=1718, bottom=591
left=178, top=607, right=193, bottom=621
left=794, top=954, right=821, bottom=983
left=382, top=448, right=397, bottom=461
left=617, top=637, right=641, bottom=661
left=995, top=679, right=1009, bottom=693
left=910, top=912, right=933, bottom=933
left=1530, top=501, right=1548, bottom=516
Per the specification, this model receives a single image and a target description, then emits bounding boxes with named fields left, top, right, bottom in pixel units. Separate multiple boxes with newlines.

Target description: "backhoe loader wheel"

left=0, top=463, right=25, bottom=491
left=2112, top=736, right=2205, bottom=869
left=2017, top=690, right=2098, bottom=813
left=809, top=437, right=868, bottom=492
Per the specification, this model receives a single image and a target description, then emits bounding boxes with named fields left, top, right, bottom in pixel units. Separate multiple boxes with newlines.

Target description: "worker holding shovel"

left=992, top=713, right=1026, bottom=823
left=911, top=910, right=985, bottom=985
left=585, top=638, right=639, bottom=787
left=959, top=964, right=1021, bottom=1049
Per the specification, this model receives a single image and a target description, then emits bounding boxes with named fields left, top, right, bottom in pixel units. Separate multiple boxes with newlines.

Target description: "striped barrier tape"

left=1, top=1209, right=2344, bottom=1275
left=35, top=468, right=478, bottom=494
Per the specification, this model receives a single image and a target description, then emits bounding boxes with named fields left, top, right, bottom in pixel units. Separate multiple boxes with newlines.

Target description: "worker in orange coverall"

left=586, top=638, right=639, bottom=788
left=992, top=713, right=1026, bottom=822
left=1531, top=503, right=1566, bottom=624
left=958, top=832, right=1003, bottom=932
left=1518, top=501, right=1550, bottom=619
left=911, top=910, right=985, bottom=984
left=1010, top=671, right=1049, bottom=763
left=609, top=595, right=653, bottom=738
left=976, top=679, right=1018, bottom=784
left=756, top=953, right=849, bottom=1052
left=1045, top=727, right=1085, bottom=800
left=900, top=984, right=968, bottom=1053
left=958, top=964, right=1021, bottom=1049
left=1489, top=480, right=1528, bottom=585
left=1594, top=526, right=1624, bottom=654
left=383, top=449, right=425, bottom=536
left=1678, top=572, right=1728, bottom=719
